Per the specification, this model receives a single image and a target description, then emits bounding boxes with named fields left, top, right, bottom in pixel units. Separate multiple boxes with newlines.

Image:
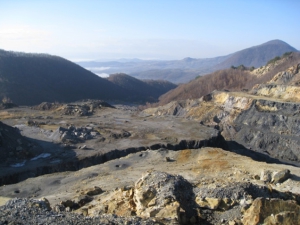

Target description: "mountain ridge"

left=77, top=40, right=298, bottom=83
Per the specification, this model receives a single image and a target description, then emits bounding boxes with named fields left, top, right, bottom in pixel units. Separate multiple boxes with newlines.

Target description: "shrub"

left=267, top=56, right=280, bottom=65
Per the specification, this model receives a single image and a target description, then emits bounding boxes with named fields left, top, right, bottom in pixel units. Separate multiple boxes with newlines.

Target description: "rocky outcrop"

left=231, top=98, right=300, bottom=162
left=33, top=100, right=114, bottom=116
left=49, top=126, right=100, bottom=143
left=271, top=169, right=290, bottom=184
left=242, top=198, right=300, bottom=225
left=133, top=171, right=196, bottom=222
left=57, top=170, right=300, bottom=224
left=250, top=63, right=300, bottom=102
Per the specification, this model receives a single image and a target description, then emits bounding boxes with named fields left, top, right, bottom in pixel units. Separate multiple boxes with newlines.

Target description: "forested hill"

left=0, top=50, right=175, bottom=105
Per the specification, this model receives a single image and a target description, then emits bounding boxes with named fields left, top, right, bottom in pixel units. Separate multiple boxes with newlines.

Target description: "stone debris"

left=195, top=197, right=221, bottom=210
left=109, top=129, right=131, bottom=139
left=0, top=198, right=157, bottom=225
left=61, top=100, right=114, bottom=116
left=49, top=125, right=100, bottom=143
left=26, top=119, right=46, bottom=126
left=70, top=171, right=300, bottom=224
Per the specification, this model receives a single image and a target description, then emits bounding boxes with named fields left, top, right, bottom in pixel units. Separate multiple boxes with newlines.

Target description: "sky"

left=0, top=0, right=299, bottom=61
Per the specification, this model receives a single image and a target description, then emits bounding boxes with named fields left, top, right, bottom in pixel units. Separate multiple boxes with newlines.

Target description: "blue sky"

left=0, top=0, right=299, bottom=61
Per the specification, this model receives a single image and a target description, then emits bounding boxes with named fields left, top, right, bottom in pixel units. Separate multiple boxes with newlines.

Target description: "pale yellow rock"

left=134, top=188, right=156, bottom=215
left=107, top=201, right=118, bottom=214
left=242, top=198, right=300, bottom=225
left=264, top=211, right=300, bottom=225
left=196, top=197, right=221, bottom=210
left=81, top=207, right=88, bottom=216
left=228, top=221, right=238, bottom=225
left=155, top=201, right=180, bottom=220
left=147, top=197, right=156, bottom=207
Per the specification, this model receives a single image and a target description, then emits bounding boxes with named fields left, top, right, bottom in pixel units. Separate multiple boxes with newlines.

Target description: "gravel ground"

left=0, top=198, right=159, bottom=225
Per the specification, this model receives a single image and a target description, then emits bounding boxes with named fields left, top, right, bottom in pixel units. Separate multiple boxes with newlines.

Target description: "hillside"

left=0, top=50, right=173, bottom=105
left=77, top=40, right=298, bottom=83
left=106, top=73, right=177, bottom=102
left=157, top=52, right=300, bottom=105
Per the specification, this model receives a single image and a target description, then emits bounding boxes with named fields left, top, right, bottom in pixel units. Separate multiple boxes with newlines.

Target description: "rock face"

left=133, top=171, right=196, bottom=222
left=242, top=198, right=300, bottom=225
left=231, top=98, right=300, bottom=162
left=143, top=61, right=300, bottom=164
left=90, top=171, right=198, bottom=223
left=145, top=88, right=300, bottom=164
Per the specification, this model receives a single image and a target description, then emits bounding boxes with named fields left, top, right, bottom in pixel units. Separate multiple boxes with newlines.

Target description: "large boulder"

left=133, top=171, right=196, bottom=222
left=271, top=169, right=290, bottom=184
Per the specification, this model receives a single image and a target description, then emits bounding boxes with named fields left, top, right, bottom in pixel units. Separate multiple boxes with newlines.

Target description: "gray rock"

left=0, top=198, right=157, bottom=224
left=271, top=169, right=290, bottom=184
left=260, top=170, right=272, bottom=182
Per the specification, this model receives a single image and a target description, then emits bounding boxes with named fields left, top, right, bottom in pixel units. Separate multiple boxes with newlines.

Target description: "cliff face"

left=144, top=63, right=300, bottom=164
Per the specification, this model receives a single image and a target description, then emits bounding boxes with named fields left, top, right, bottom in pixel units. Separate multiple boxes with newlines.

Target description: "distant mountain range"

left=0, top=50, right=176, bottom=105
left=77, top=40, right=298, bottom=83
